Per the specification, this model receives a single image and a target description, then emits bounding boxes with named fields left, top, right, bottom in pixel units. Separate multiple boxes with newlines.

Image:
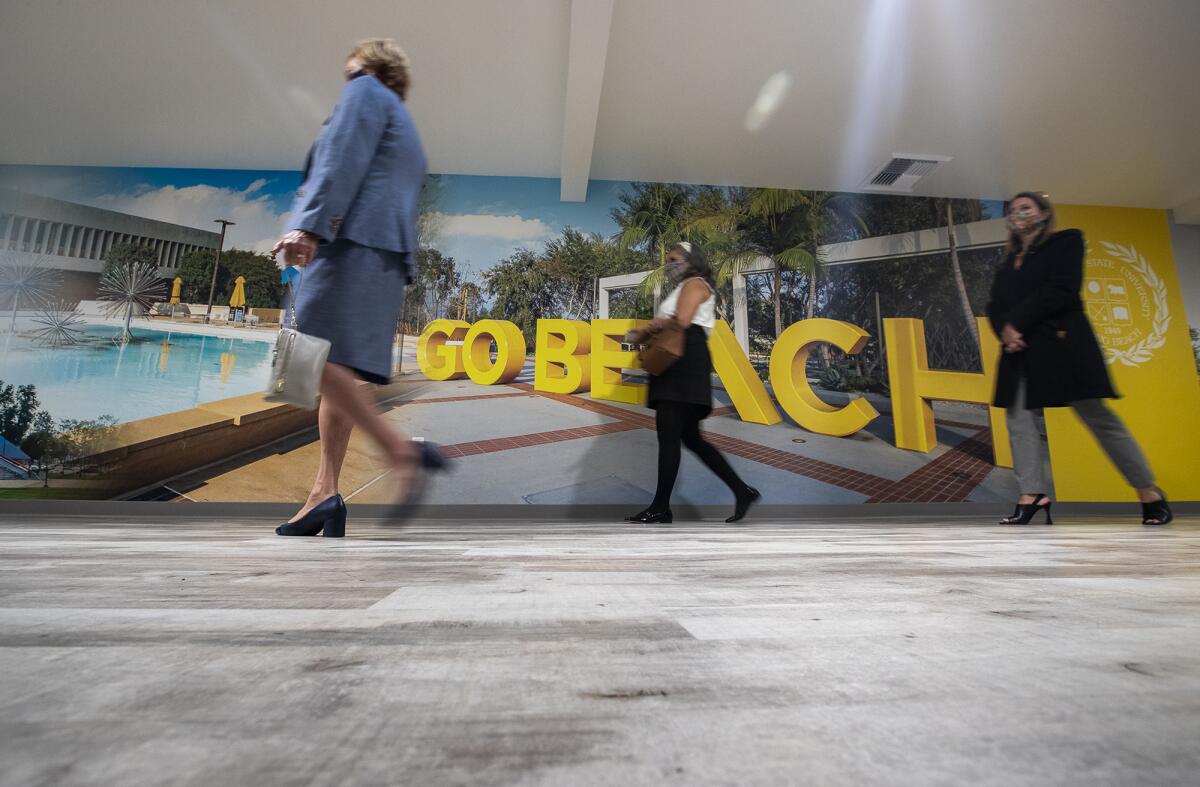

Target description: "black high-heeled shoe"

left=727, top=486, right=761, bottom=523
left=1000, top=493, right=1053, bottom=525
left=276, top=494, right=347, bottom=537
left=1142, top=486, right=1173, bottom=525
left=624, top=508, right=673, bottom=524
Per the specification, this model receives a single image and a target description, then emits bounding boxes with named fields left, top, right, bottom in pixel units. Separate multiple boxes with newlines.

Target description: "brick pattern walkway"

left=400, top=381, right=999, bottom=504
left=865, top=428, right=997, bottom=503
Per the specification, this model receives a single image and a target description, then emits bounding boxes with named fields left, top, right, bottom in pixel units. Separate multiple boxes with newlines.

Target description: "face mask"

left=1006, top=207, right=1045, bottom=234
left=666, top=259, right=690, bottom=283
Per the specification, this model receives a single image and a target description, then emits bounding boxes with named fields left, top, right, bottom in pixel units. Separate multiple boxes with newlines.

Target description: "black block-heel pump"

left=385, top=442, right=452, bottom=524
left=276, top=494, right=347, bottom=537
left=1000, top=493, right=1053, bottom=525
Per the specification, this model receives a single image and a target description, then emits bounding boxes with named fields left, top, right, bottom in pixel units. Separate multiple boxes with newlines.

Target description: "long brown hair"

left=1004, top=191, right=1056, bottom=254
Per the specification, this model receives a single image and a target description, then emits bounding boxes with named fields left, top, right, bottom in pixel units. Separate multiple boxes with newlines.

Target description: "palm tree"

left=682, top=189, right=762, bottom=322
left=98, top=263, right=165, bottom=342
left=749, top=190, right=867, bottom=336
left=937, top=199, right=980, bottom=348
left=612, top=183, right=692, bottom=305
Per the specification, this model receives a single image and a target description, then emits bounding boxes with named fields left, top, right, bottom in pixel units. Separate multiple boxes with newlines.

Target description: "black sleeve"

left=1006, top=231, right=1084, bottom=334
left=985, top=266, right=1006, bottom=336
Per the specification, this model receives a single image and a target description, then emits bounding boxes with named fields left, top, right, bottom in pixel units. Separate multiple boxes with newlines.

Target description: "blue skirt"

left=290, top=239, right=410, bottom=384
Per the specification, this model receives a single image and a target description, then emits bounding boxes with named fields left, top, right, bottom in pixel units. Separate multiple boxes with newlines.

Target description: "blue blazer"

left=288, top=74, right=426, bottom=269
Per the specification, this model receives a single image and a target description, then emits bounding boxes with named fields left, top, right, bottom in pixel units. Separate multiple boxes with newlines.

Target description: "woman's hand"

left=625, top=319, right=668, bottom=344
left=1001, top=323, right=1026, bottom=353
left=273, top=230, right=319, bottom=267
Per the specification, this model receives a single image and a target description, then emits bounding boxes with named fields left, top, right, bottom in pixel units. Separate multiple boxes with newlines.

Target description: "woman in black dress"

left=624, top=242, right=760, bottom=524
left=985, top=191, right=1171, bottom=525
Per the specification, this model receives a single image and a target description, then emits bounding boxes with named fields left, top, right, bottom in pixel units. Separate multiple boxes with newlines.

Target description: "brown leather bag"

left=638, top=319, right=685, bottom=375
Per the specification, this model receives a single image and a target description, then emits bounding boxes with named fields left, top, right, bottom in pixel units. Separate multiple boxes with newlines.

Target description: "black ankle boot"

left=277, top=494, right=347, bottom=537
left=727, top=486, right=761, bottom=523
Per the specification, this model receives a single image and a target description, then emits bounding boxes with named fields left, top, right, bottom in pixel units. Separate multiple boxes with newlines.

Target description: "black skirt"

left=647, top=325, right=713, bottom=415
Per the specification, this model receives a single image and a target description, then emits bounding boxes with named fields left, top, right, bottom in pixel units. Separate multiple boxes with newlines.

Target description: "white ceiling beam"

left=558, top=0, right=614, bottom=202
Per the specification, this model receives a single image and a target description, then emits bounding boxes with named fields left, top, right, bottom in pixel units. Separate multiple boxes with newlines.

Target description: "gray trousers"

left=1006, top=378, right=1155, bottom=494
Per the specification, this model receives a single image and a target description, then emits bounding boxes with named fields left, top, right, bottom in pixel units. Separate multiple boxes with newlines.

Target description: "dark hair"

left=670, top=241, right=716, bottom=289
left=1004, top=191, right=1057, bottom=253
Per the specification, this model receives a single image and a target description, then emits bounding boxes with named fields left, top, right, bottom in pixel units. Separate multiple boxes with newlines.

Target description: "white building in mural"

left=0, top=188, right=220, bottom=278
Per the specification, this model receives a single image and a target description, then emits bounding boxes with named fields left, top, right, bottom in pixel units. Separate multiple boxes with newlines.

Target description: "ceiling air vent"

left=861, top=154, right=951, bottom=193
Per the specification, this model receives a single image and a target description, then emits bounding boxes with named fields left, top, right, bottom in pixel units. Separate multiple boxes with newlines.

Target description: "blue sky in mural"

left=432, top=176, right=624, bottom=277
left=0, top=164, right=302, bottom=252
left=0, top=165, right=625, bottom=276
left=1, top=164, right=1002, bottom=280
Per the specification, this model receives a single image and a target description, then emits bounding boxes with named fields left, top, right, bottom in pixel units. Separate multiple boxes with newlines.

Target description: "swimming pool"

left=0, top=325, right=274, bottom=424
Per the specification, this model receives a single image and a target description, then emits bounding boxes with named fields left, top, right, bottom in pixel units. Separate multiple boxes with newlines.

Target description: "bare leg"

left=313, top=362, right=419, bottom=495
left=1136, top=486, right=1164, bottom=504
left=288, top=396, right=353, bottom=522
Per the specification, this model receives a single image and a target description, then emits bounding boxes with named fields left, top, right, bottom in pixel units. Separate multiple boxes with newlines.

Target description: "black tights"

left=651, top=401, right=748, bottom=510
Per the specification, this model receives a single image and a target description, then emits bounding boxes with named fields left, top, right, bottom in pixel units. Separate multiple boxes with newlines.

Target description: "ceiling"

left=2, top=0, right=1199, bottom=213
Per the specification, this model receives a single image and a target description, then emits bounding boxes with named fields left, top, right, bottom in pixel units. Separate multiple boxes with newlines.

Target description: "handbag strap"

left=275, top=252, right=305, bottom=331
left=287, top=272, right=305, bottom=331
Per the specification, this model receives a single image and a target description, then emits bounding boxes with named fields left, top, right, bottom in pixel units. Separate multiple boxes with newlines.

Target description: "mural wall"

left=1, top=165, right=1197, bottom=506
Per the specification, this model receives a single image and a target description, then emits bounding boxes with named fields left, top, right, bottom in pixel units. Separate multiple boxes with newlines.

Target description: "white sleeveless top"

left=657, top=277, right=716, bottom=334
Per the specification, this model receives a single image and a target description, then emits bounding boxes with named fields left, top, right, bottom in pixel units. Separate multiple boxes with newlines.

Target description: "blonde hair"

left=348, top=38, right=412, bottom=100
left=1005, top=191, right=1056, bottom=254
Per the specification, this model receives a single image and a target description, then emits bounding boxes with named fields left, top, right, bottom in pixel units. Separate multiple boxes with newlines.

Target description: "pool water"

left=0, top=325, right=275, bottom=424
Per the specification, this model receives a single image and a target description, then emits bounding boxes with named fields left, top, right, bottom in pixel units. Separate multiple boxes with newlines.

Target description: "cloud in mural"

left=92, top=180, right=289, bottom=253
left=432, top=212, right=552, bottom=243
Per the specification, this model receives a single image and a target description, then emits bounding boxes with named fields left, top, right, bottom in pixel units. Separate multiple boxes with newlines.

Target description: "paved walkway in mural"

left=159, top=360, right=1018, bottom=508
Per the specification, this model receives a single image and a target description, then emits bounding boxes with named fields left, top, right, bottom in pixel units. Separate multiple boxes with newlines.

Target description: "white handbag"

left=264, top=274, right=330, bottom=410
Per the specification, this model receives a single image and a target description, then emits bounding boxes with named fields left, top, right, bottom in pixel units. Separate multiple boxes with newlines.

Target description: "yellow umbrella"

left=229, top=276, right=247, bottom=309
left=169, top=277, right=182, bottom=305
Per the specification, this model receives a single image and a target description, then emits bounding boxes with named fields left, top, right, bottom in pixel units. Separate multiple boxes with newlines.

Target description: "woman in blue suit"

left=273, top=39, right=443, bottom=537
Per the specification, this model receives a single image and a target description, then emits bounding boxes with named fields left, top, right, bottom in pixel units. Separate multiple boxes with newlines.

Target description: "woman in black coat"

left=986, top=191, right=1171, bottom=525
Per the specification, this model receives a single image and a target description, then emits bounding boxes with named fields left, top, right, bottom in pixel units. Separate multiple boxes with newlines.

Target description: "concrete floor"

left=1, top=515, right=1198, bottom=786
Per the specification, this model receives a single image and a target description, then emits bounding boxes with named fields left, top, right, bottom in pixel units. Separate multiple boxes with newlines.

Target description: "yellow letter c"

left=769, top=319, right=880, bottom=437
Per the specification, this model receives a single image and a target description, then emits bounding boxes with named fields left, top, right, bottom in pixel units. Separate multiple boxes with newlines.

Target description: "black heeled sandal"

left=276, top=494, right=347, bottom=537
left=726, top=487, right=761, bottom=523
left=1141, top=486, right=1173, bottom=525
left=1000, top=493, right=1053, bottom=525
left=624, top=508, right=673, bottom=524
